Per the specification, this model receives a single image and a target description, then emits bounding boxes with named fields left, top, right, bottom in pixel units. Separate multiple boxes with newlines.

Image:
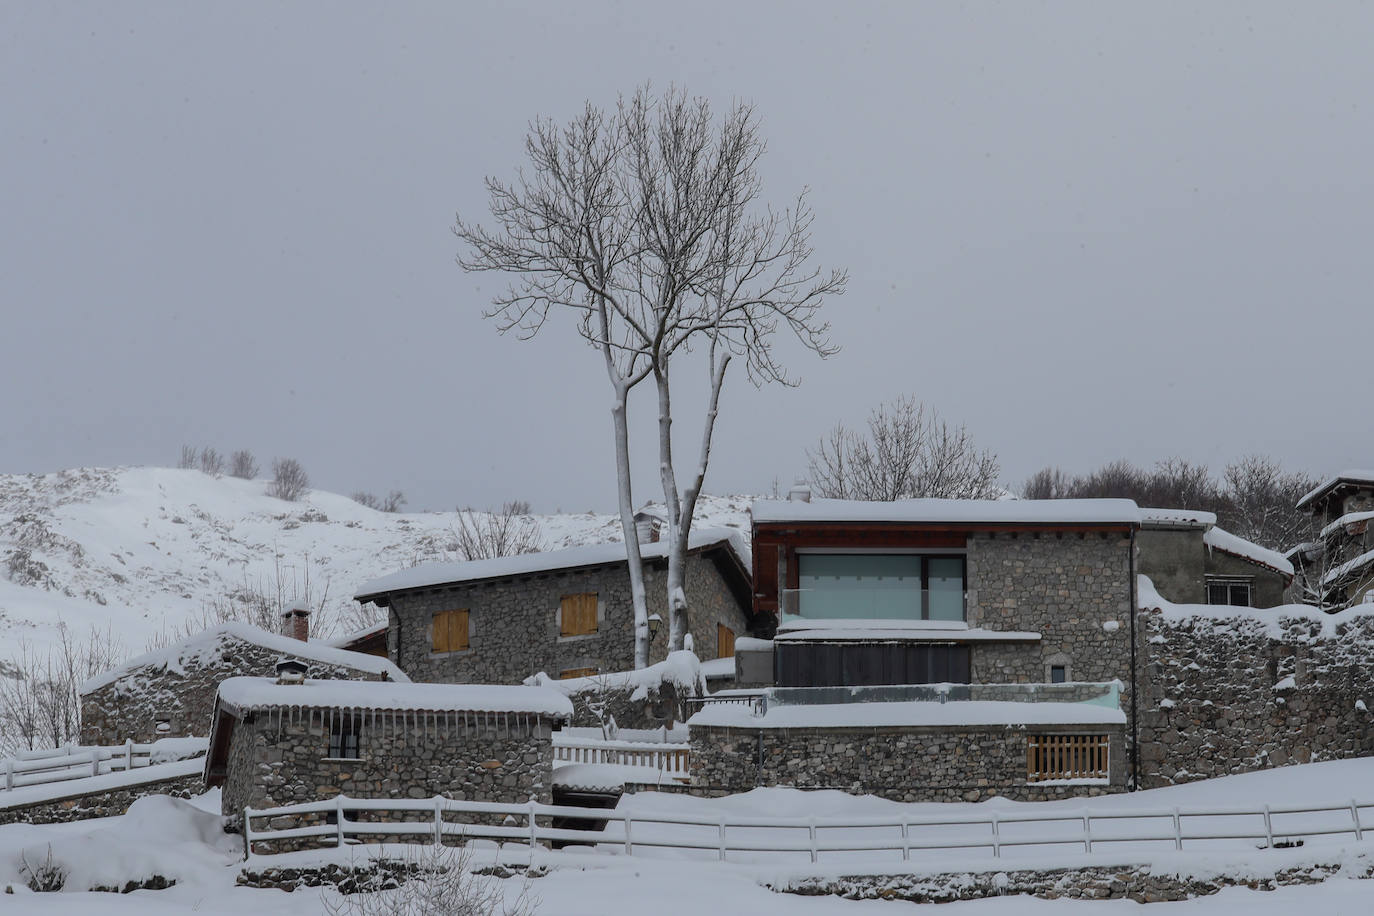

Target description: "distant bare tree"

left=229, top=450, right=259, bottom=480
left=453, top=502, right=544, bottom=560
left=198, top=447, right=224, bottom=477
left=177, top=445, right=197, bottom=470
left=807, top=397, right=1001, bottom=501
left=1021, top=466, right=1073, bottom=500
left=1221, top=455, right=1320, bottom=551
left=0, top=623, right=126, bottom=753
left=353, top=490, right=407, bottom=513
left=266, top=458, right=310, bottom=502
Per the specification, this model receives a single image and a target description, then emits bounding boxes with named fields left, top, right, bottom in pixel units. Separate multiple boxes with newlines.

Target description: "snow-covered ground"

left=0, top=465, right=751, bottom=662
left=5, top=763, right=1374, bottom=912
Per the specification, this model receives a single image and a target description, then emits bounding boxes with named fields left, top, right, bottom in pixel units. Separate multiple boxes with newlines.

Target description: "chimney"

left=281, top=600, right=311, bottom=642
left=275, top=657, right=308, bottom=685
left=787, top=480, right=812, bottom=503
left=633, top=505, right=665, bottom=544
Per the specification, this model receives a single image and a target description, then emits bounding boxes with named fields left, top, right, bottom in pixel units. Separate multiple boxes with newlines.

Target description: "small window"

left=432, top=609, right=470, bottom=653
left=1027, top=734, right=1109, bottom=782
left=328, top=714, right=362, bottom=760
left=560, top=593, right=598, bottom=637
left=560, top=667, right=598, bottom=679
left=717, top=623, right=736, bottom=659
left=1206, top=579, right=1251, bottom=607
left=1050, top=665, right=1067, bottom=684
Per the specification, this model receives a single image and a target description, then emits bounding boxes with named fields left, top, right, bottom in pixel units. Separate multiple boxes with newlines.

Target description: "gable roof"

left=751, top=497, right=1141, bottom=527
left=79, top=621, right=408, bottom=695
left=1203, top=526, right=1295, bottom=579
left=353, top=526, right=750, bottom=605
left=1297, top=470, right=1374, bottom=510
left=1139, top=506, right=1217, bottom=530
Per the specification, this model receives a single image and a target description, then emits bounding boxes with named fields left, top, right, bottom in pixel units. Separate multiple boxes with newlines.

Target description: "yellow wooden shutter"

left=717, top=624, right=736, bottom=658
left=559, top=666, right=598, bottom=679
left=432, top=609, right=469, bottom=653
left=561, top=593, right=597, bottom=636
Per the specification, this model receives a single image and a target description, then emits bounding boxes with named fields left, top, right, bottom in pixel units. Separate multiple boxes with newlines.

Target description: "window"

left=717, top=624, right=736, bottom=659
left=1027, top=734, right=1109, bottom=782
left=1050, top=665, right=1067, bottom=684
left=560, top=667, right=598, bottom=679
left=560, top=593, right=598, bottom=637
left=328, top=713, right=361, bottom=760
left=431, top=609, right=469, bottom=653
left=796, top=554, right=965, bottom=621
left=1206, top=578, right=1252, bottom=607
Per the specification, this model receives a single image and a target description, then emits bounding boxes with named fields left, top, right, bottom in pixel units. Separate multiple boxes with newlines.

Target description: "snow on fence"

left=1, top=739, right=202, bottom=792
left=551, top=735, right=690, bottom=780
left=242, top=793, right=1374, bottom=866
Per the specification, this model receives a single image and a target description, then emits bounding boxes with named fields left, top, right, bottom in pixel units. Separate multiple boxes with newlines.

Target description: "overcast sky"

left=3, top=3, right=1371, bottom=512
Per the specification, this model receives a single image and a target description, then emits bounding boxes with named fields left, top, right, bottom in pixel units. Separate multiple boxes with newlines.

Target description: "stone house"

left=80, top=618, right=407, bottom=745
left=203, top=674, right=572, bottom=845
left=353, top=527, right=756, bottom=685
left=1290, top=470, right=1374, bottom=609
left=1135, top=507, right=1293, bottom=608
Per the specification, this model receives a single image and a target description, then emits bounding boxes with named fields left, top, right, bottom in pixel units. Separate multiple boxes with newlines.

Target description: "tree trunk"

left=612, top=393, right=651, bottom=668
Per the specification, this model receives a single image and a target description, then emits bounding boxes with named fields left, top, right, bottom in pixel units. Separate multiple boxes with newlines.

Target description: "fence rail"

left=551, top=736, right=690, bottom=780
left=680, top=692, right=766, bottom=718
left=242, top=793, right=1374, bottom=865
left=2, top=740, right=163, bottom=792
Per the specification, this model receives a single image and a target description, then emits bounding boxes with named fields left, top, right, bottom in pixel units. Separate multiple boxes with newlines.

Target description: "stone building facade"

left=205, top=678, right=572, bottom=847
left=80, top=623, right=407, bottom=746
left=354, top=529, right=754, bottom=685
left=1136, top=508, right=1292, bottom=609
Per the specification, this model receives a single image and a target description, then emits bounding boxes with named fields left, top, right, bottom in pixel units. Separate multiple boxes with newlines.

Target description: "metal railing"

left=242, top=793, right=1374, bottom=865
left=680, top=691, right=767, bottom=718
left=551, top=736, right=690, bottom=780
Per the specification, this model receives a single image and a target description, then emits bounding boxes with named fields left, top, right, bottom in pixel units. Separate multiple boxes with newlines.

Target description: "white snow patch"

left=751, top=497, right=1141, bottom=525
left=688, top=699, right=1125, bottom=730
left=216, top=677, right=573, bottom=717
left=1203, top=526, right=1295, bottom=577
left=526, top=651, right=705, bottom=703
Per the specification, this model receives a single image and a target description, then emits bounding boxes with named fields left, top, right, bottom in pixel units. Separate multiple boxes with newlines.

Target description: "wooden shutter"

left=717, top=623, right=736, bottom=659
left=559, top=666, right=599, bottom=679
left=560, top=593, right=598, bottom=637
left=432, top=609, right=469, bottom=653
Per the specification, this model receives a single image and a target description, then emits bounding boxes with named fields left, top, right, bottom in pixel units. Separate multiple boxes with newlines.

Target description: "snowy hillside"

left=0, top=466, right=751, bottom=666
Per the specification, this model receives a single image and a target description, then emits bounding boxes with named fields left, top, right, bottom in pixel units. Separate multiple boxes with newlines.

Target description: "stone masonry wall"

left=0, top=770, right=204, bottom=826
left=690, top=722, right=1127, bottom=802
left=1138, top=606, right=1374, bottom=788
left=389, top=551, right=748, bottom=685
left=223, top=707, right=557, bottom=849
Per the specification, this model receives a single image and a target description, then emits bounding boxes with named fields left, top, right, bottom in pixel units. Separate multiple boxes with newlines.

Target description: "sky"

left=3, top=2, right=1372, bottom=513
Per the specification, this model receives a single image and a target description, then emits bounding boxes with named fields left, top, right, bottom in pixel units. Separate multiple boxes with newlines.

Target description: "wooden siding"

left=717, top=624, right=736, bottom=659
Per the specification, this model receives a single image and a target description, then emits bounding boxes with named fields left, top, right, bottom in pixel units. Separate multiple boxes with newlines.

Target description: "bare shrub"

left=0, top=623, right=127, bottom=754
left=807, top=397, right=1001, bottom=501
left=354, top=490, right=407, bottom=513
left=267, top=458, right=310, bottom=502
left=177, top=445, right=197, bottom=470
left=321, top=843, right=537, bottom=916
left=198, top=447, right=225, bottom=477
left=229, top=450, right=260, bottom=480
left=1220, top=455, right=1320, bottom=551
left=454, top=502, right=543, bottom=560
left=18, top=847, right=66, bottom=893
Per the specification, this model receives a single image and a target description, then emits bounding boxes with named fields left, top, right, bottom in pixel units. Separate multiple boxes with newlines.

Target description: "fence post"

left=1083, top=811, right=1092, bottom=854
left=242, top=807, right=252, bottom=860
left=125, top=738, right=134, bottom=772
left=4, top=759, right=12, bottom=791
left=90, top=750, right=99, bottom=778
left=900, top=816, right=909, bottom=862
left=1263, top=805, right=1274, bottom=848
left=808, top=816, right=818, bottom=864
left=719, top=815, right=728, bottom=862
left=1172, top=807, right=1183, bottom=851
left=528, top=796, right=539, bottom=853
left=990, top=813, right=1001, bottom=858
left=434, top=796, right=444, bottom=846
left=335, top=795, right=346, bottom=848
left=624, top=812, right=633, bottom=856
left=1352, top=800, right=1364, bottom=842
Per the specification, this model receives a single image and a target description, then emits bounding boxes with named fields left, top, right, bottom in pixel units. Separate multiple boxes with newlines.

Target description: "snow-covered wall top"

left=215, top=676, right=573, bottom=717
left=688, top=698, right=1126, bottom=730
left=1137, top=575, right=1374, bottom=639
left=525, top=649, right=705, bottom=703
left=750, top=497, right=1142, bottom=526
left=354, top=527, right=749, bottom=601
left=1139, top=506, right=1217, bottom=529
left=1203, top=526, right=1295, bottom=578
left=1297, top=469, right=1374, bottom=508
left=1321, top=510, right=1374, bottom=541
left=1323, top=547, right=1374, bottom=587
left=79, top=622, right=408, bottom=695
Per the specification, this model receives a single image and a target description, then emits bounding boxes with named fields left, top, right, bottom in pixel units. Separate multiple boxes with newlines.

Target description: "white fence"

left=243, top=793, right=1374, bottom=865
left=2, top=741, right=167, bottom=792
left=551, top=735, right=690, bottom=781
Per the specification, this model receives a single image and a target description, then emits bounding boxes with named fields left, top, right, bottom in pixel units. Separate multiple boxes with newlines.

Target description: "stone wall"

left=1137, top=528, right=1206, bottom=605
left=81, top=633, right=391, bottom=746
left=223, top=706, right=557, bottom=851
left=1138, top=605, right=1374, bottom=788
left=690, top=721, right=1126, bottom=802
left=389, top=550, right=749, bottom=685
left=0, top=770, right=203, bottom=826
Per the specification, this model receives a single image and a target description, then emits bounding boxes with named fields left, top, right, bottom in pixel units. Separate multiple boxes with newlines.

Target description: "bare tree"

left=177, top=445, right=197, bottom=470
left=198, top=446, right=225, bottom=477
left=1220, top=455, right=1319, bottom=551
left=1021, top=466, right=1073, bottom=500
left=453, top=502, right=544, bottom=560
left=0, top=623, right=126, bottom=754
left=266, top=457, right=310, bottom=502
left=808, top=397, right=1000, bottom=501
left=229, top=450, right=259, bottom=480
left=353, top=490, right=408, bottom=513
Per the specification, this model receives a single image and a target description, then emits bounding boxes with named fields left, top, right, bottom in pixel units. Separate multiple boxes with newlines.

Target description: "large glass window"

left=797, top=554, right=965, bottom=621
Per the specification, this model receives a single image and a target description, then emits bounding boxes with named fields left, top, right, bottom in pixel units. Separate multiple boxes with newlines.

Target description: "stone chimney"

left=633, top=505, right=666, bottom=544
left=275, top=657, right=308, bottom=685
left=281, top=600, right=311, bottom=642
left=787, top=480, right=812, bottom=503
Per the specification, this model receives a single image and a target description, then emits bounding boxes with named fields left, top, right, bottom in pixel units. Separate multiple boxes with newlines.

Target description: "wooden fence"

left=551, top=735, right=690, bottom=781
left=2, top=740, right=163, bottom=792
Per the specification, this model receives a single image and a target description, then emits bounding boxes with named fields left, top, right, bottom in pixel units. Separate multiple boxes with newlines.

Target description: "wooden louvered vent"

left=560, top=593, right=598, bottom=637
left=1027, top=734, right=1110, bottom=782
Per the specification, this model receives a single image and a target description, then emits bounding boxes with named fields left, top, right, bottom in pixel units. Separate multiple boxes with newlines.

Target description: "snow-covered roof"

left=1320, top=510, right=1374, bottom=541
left=1297, top=470, right=1374, bottom=510
left=1203, top=526, right=1295, bottom=578
left=215, top=676, right=573, bottom=717
left=1139, top=507, right=1216, bottom=529
left=773, top=620, right=1042, bottom=643
left=79, top=622, right=408, bottom=695
left=525, top=650, right=705, bottom=702
left=750, top=497, right=1141, bottom=526
left=1136, top=574, right=1374, bottom=637
left=1321, top=547, right=1374, bottom=588
left=354, top=527, right=749, bottom=601
left=323, top=621, right=388, bottom=649
left=688, top=699, right=1125, bottom=730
